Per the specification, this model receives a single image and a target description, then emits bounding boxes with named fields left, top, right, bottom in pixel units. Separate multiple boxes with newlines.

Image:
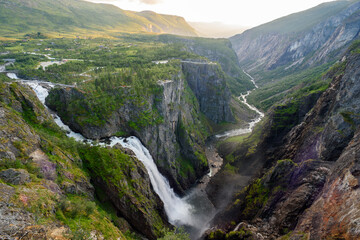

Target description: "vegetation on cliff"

left=2, top=35, right=245, bottom=193
left=0, top=82, right=185, bottom=239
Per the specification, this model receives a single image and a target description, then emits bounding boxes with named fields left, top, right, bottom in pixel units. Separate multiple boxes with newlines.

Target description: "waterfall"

left=5, top=65, right=264, bottom=239
left=6, top=73, right=19, bottom=80
left=107, top=136, right=195, bottom=226
left=13, top=76, right=197, bottom=227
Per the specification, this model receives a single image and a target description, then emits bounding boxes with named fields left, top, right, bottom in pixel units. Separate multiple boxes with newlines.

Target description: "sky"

left=85, top=0, right=336, bottom=27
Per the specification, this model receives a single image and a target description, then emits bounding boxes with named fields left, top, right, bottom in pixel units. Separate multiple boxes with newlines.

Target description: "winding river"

left=215, top=71, right=264, bottom=139
left=2, top=65, right=262, bottom=239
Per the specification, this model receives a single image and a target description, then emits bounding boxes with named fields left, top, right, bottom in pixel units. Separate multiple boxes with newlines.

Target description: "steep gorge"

left=45, top=61, right=235, bottom=194
left=205, top=40, right=360, bottom=240
left=1, top=2, right=360, bottom=239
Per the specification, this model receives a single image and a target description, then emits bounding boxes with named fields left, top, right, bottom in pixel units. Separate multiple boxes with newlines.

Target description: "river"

left=215, top=71, right=264, bottom=139
left=3, top=67, right=263, bottom=239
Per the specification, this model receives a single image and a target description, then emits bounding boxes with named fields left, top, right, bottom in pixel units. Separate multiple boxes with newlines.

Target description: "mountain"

left=135, top=11, right=197, bottom=37
left=230, top=0, right=359, bottom=71
left=229, top=0, right=360, bottom=111
left=0, top=0, right=197, bottom=38
left=189, top=22, right=248, bottom=38
left=206, top=38, right=360, bottom=240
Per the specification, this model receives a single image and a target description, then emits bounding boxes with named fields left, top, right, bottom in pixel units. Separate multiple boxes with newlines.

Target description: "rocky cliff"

left=206, top=42, right=360, bottom=239
left=157, top=35, right=255, bottom=94
left=46, top=61, right=234, bottom=194
left=182, top=61, right=234, bottom=123
left=0, top=82, right=169, bottom=239
left=230, top=0, right=360, bottom=72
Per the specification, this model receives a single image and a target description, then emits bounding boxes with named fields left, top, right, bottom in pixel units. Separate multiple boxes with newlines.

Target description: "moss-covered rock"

left=0, top=168, right=31, bottom=185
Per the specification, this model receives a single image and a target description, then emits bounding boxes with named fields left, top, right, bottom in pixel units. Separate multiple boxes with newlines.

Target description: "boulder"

left=0, top=168, right=31, bottom=185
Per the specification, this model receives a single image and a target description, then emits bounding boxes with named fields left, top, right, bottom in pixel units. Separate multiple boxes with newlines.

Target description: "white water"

left=215, top=71, right=264, bottom=139
left=0, top=62, right=13, bottom=73
left=38, top=60, right=66, bottom=70
left=106, top=136, right=195, bottom=226
left=7, top=72, right=202, bottom=233
left=6, top=73, right=19, bottom=79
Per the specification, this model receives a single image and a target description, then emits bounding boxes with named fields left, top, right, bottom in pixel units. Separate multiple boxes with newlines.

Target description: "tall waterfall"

left=12, top=76, right=201, bottom=229
left=107, top=136, right=195, bottom=226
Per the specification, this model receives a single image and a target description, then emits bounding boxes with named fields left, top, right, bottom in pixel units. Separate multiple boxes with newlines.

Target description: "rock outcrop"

left=182, top=61, right=234, bottom=123
left=158, top=34, right=255, bottom=94
left=292, top=129, right=360, bottom=239
left=0, top=168, right=31, bottom=185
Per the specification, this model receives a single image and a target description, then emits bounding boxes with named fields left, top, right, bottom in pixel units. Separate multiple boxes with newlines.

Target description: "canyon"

left=0, top=0, right=360, bottom=240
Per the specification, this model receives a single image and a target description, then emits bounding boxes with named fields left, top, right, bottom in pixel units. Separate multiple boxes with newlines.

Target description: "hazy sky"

left=85, top=0, right=336, bottom=27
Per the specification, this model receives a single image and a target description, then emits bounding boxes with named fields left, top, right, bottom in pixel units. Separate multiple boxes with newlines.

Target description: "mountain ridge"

left=0, top=0, right=198, bottom=38
left=230, top=0, right=360, bottom=71
left=229, top=0, right=360, bottom=111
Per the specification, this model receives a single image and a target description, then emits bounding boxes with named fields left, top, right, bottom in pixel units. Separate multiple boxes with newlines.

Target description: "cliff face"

left=292, top=129, right=360, bottom=239
left=230, top=1, right=360, bottom=72
left=273, top=52, right=360, bottom=164
left=285, top=45, right=360, bottom=240
left=182, top=61, right=234, bottom=123
left=0, top=82, right=168, bottom=239
left=46, top=61, right=234, bottom=194
left=157, top=35, right=255, bottom=94
left=207, top=44, right=360, bottom=239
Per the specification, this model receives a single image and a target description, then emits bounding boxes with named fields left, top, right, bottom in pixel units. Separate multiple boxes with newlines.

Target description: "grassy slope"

left=0, top=0, right=197, bottom=38
left=247, top=63, right=332, bottom=111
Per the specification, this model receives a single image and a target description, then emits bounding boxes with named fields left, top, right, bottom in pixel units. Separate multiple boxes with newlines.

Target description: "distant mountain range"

left=0, top=0, right=198, bottom=38
left=189, top=22, right=248, bottom=38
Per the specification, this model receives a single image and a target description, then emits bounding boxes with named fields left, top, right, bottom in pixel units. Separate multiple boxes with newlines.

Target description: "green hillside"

left=136, top=11, right=197, bottom=37
left=0, top=0, right=197, bottom=39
